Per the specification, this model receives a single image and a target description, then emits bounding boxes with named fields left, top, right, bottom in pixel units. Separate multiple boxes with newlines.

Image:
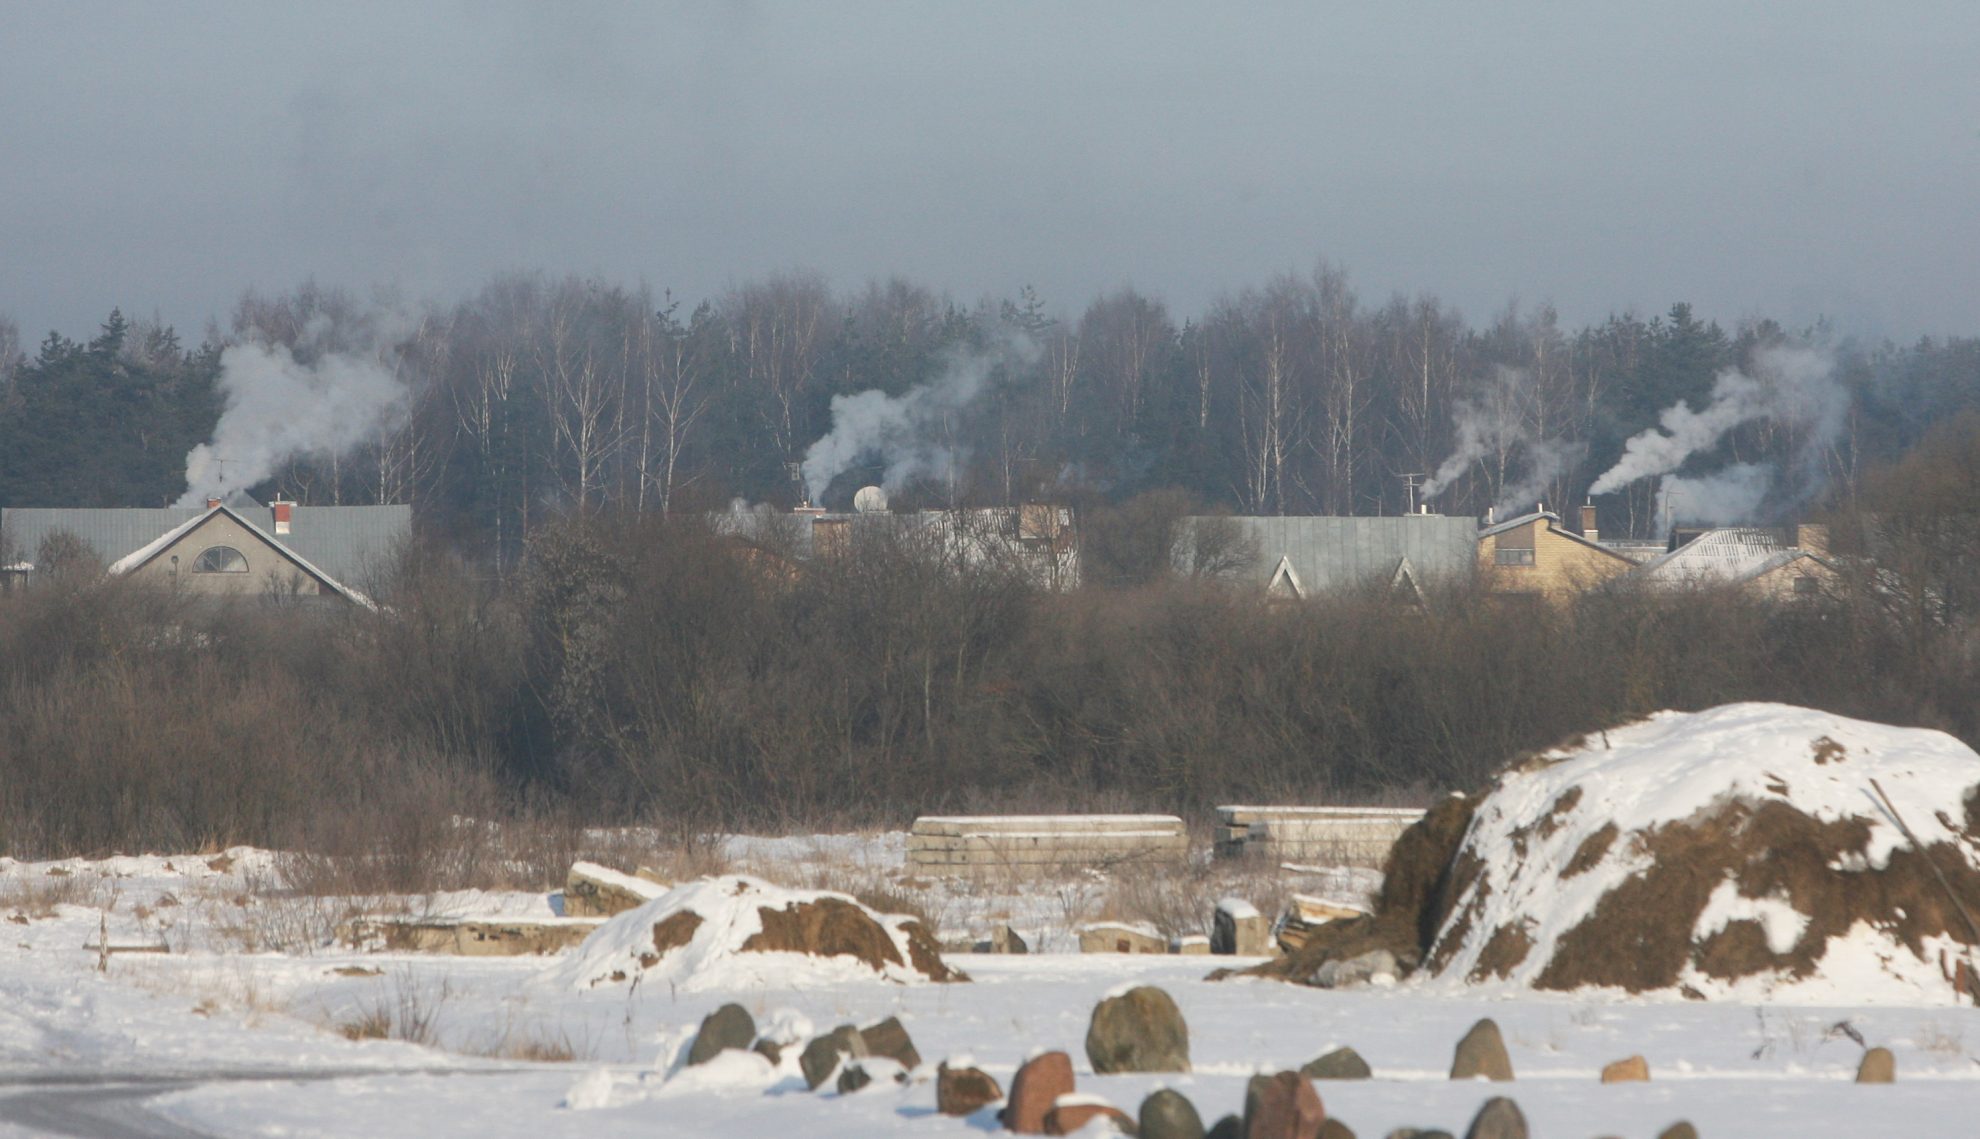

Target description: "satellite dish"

left=853, top=485, right=889, bottom=513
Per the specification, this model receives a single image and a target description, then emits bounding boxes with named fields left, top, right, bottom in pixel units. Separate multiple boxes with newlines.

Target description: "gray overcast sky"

left=3, top=2, right=1977, bottom=342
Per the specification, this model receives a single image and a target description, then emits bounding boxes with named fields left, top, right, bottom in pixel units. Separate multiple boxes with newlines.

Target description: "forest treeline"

left=2, top=408, right=1978, bottom=860
left=3, top=267, right=1979, bottom=569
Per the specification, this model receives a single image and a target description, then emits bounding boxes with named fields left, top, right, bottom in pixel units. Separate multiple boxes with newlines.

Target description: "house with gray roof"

left=0, top=499, right=409, bottom=605
left=1176, top=514, right=1477, bottom=600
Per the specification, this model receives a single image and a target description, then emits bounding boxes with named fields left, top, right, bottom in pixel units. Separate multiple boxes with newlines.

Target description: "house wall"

left=1749, top=555, right=1841, bottom=601
left=1478, top=519, right=1632, bottom=601
left=124, top=514, right=328, bottom=598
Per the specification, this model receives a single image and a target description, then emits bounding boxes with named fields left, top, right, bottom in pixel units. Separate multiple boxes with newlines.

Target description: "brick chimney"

left=205, top=496, right=222, bottom=511
left=1794, top=522, right=1828, bottom=556
left=1580, top=501, right=1599, bottom=543
left=272, top=498, right=293, bottom=535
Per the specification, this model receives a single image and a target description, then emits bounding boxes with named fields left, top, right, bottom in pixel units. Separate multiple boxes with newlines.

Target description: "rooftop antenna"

left=1400, top=472, right=1425, bottom=516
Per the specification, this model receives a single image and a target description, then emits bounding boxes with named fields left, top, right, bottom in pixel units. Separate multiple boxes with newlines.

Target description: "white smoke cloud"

left=1656, top=462, right=1775, bottom=526
left=800, top=336, right=1034, bottom=505
left=174, top=339, right=412, bottom=507
left=1420, top=365, right=1582, bottom=514
left=1588, top=344, right=1843, bottom=498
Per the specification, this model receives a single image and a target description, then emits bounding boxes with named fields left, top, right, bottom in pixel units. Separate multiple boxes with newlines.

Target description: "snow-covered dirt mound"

left=1425, top=703, right=1980, bottom=1000
left=550, top=875, right=964, bottom=992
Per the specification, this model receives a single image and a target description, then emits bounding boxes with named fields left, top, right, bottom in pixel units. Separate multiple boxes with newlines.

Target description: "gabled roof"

left=1390, top=555, right=1427, bottom=606
left=1637, top=527, right=1830, bottom=586
left=1266, top=555, right=1305, bottom=600
left=1, top=503, right=407, bottom=587
left=1478, top=510, right=1635, bottom=562
left=106, top=504, right=376, bottom=607
left=1185, top=514, right=1476, bottom=596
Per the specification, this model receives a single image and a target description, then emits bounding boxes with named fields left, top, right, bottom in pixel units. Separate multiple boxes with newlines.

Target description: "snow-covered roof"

left=1637, top=527, right=1824, bottom=586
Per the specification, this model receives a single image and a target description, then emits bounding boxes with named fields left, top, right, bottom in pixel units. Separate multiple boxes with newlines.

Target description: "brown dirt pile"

left=1234, top=794, right=1476, bottom=984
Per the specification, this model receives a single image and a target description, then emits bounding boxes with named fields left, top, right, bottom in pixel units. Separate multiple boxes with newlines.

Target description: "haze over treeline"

left=3, top=267, right=1978, bottom=558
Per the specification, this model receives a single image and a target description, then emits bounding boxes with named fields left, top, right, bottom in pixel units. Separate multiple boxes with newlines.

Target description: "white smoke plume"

left=175, top=336, right=412, bottom=507
left=1655, top=462, right=1775, bottom=526
left=1420, top=366, right=1583, bottom=514
left=800, top=336, right=1034, bottom=505
left=1588, top=344, right=1843, bottom=498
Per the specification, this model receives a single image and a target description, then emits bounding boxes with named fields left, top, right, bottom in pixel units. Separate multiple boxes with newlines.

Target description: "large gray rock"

left=1461, top=1097, right=1527, bottom=1139
left=1207, top=1115, right=1244, bottom=1139
left=1301, top=1046, right=1372, bottom=1080
left=799, top=1024, right=868, bottom=1090
left=1140, top=1088, right=1206, bottom=1139
left=1086, top=985, right=1191, bottom=1073
left=685, top=1003, right=756, bottom=1066
left=1449, top=1019, right=1513, bottom=1081
left=1654, top=1125, right=1698, bottom=1139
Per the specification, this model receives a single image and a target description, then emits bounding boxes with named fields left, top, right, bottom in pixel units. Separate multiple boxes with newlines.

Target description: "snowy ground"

left=2, top=845, right=1976, bottom=1138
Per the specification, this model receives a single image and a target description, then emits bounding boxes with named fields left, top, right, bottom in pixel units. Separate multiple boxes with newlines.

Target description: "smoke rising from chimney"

left=174, top=331, right=413, bottom=507
left=799, top=334, right=1034, bottom=506
left=1588, top=344, right=1843, bottom=499
left=1655, top=461, right=1775, bottom=526
left=1420, top=365, right=1585, bottom=514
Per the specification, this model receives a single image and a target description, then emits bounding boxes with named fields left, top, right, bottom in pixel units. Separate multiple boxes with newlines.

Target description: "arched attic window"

left=192, top=545, right=249, bottom=574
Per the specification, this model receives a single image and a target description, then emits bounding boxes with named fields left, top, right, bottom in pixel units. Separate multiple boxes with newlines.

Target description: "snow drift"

left=550, top=875, right=964, bottom=992
left=1425, top=703, right=1980, bottom=1000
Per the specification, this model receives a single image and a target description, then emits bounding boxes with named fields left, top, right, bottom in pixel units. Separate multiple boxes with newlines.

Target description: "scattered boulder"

left=752, top=1039, right=782, bottom=1066
left=837, top=1063, right=873, bottom=1094
left=799, top=1024, right=868, bottom=1090
left=859, top=1015, right=921, bottom=1071
left=1139, top=1088, right=1206, bottom=1139
left=1207, top=1116, right=1243, bottom=1139
left=1655, top=1125, right=1698, bottom=1139
left=1087, top=986, right=1191, bottom=1073
left=1213, top=898, right=1273, bottom=956
left=1600, top=1054, right=1648, bottom=1083
left=1045, top=1098, right=1137, bottom=1136
left=1081, top=922, right=1168, bottom=955
left=1461, top=1097, right=1526, bottom=1139
left=1004, top=1050, right=1076, bottom=1134
left=1310, top=950, right=1399, bottom=989
left=1243, top=1071, right=1325, bottom=1139
left=1449, top=1019, right=1513, bottom=1081
left=1856, top=1046, right=1895, bottom=1083
left=1301, top=1047, right=1371, bottom=1080
left=686, top=1003, right=757, bottom=1066
left=992, top=925, right=1030, bottom=954
left=1316, top=1122, right=1356, bottom=1139
left=937, top=1061, right=1003, bottom=1116
left=1383, top=1132, right=1454, bottom=1139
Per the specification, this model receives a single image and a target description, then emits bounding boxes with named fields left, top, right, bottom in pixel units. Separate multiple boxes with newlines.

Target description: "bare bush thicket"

left=4, top=496, right=1979, bottom=863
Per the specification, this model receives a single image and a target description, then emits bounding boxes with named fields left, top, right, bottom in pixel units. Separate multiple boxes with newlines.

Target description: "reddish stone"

left=1003, top=1051, right=1076, bottom=1134
left=1243, top=1071, right=1325, bottom=1139
left=937, top=1061, right=1003, bottom=1117
left=1045, top=1101, right=1137, bottom=1135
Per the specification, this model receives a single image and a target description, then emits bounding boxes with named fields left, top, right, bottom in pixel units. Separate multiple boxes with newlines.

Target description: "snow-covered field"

left=1, top=834, right=1975, bottom=1138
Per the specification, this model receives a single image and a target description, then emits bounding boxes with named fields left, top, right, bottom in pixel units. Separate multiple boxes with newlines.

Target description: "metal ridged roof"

left=0, top=504, right=410, bottom=587
left=1189, top=515, right=1478, bottom=593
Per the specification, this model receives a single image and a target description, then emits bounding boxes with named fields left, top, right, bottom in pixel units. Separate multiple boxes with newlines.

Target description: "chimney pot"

left=205, top=497, right=221, bottom=511
left=1581, top=502, right=1599, bottom=543
left=272, top=500, right=293, bottom=535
